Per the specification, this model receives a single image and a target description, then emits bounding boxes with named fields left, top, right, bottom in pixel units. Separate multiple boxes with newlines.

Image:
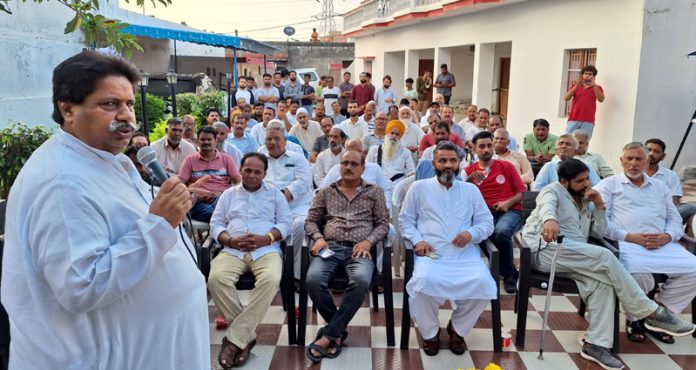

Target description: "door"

left=498, top=57, right=510, bottom=118
left=418, top=59, right=434, bottom=104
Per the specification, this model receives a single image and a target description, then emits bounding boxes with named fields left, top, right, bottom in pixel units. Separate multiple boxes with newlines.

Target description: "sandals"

left=218, top=337, right=241, bottom=369
left=306, top=329, right=348, bottom=363
left=626, top=320, right=646, bottom=342
left=423, top=328, right=441, bottom=356
left=645, top=327, right=675, bottom=344
left=326, top=330, right=349, bottom=359
left=233, top=339, right=256, bottom=367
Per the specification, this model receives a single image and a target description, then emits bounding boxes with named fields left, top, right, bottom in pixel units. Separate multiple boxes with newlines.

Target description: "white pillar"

left=472, top=42, right=495, bottom=110
left=405, top=49, right=419, bottom=81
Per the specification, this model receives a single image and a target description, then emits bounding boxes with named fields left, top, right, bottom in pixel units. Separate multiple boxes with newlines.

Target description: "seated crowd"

left=123, top=68, right=696, bottom=370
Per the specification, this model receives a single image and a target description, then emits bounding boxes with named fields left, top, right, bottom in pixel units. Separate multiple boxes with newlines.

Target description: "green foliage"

left=176, top=91, right=226, bottom=127
left=0, top=0, right=172, bottom=55
left=0, top=122, right=55, bottom=199
left=149, top=118, right=168, bottom=143
left=134, top=92, right=166, bottom=132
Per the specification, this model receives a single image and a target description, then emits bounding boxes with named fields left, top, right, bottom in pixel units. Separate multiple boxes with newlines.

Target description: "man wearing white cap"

left=289, top=107, right=323, bottom=153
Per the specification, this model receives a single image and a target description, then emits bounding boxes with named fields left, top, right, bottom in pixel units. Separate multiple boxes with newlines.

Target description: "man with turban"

left=366, top=119, right=415, bottom=183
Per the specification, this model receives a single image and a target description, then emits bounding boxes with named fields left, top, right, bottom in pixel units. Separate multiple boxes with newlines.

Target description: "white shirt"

left=458, top=117, right=475, bottom=133
left=401, top=122, right=425, bottom=150
left=337, top=118, right=369, bottom=140
left=375, top=87, right=398, bottom=113
left=366, top=144, right=416, bottom=180
left=649, top=165, right=683, bottom=197
left=312, top=148, right=343, bottom=186
left=398, top=177, right=496, bottom=300
left=289, top=120, right=323, bottom=152
left=210, top=181, right=292, bottom=261
left=466, top=126, right=485, bottom=143
left=2, top=129, right=209, bottom=369
left=321, top=86, right=341, bottom=112
left=261, top=150, right=312, bottom=216
left=319, top=162, right=393, bottom=207
left=234, top=89, right=252, bottom=105
left=249, top=121, right=269, bottom=147
left=595, top=173, right=693, bottom=274
left=151, top=136, right=197, bottom=177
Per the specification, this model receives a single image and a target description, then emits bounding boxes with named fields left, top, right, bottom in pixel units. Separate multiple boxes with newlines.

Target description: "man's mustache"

left=108, top=120, right=137, bottom=133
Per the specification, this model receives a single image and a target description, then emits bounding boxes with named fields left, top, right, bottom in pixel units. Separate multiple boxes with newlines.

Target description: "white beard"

left=383, top=138, right=401, bottom=160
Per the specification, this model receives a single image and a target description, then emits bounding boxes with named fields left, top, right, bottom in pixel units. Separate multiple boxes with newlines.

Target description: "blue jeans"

left=678, top=203, right=696, bottom=224
left=491, top=210, right=523, bottom=279
left=189, top=196, right=219, bottom=223
left=306, top=241, right=374, bottom=340
left=566, top=120, right=595, bottom=139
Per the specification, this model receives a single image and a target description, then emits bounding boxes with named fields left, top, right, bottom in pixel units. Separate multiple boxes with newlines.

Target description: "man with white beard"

left=289, top=107, right=323, bottom=153
left=397, top=106, right=425, bottom=164
left=366, top=120, right=415, bottom=183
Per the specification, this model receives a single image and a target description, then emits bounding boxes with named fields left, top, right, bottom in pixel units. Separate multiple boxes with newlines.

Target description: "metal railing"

left=343, top=0, right=446, bottom=31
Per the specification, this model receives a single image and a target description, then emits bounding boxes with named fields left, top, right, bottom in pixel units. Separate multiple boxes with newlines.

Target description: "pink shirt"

left=568, top=83, right=604, bottom=123
left=178, top=150, right=240, bottom=194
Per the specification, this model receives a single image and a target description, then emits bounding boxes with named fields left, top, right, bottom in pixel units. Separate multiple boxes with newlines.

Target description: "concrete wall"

left=268, top=41, right=355, bottom=78
left=349, top=0, right=646, bottom=172
left=632, top=0, right=696, bottom=172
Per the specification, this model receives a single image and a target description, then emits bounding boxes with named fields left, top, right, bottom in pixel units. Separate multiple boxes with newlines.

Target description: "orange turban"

left=386, top=120, right=406, bottom=136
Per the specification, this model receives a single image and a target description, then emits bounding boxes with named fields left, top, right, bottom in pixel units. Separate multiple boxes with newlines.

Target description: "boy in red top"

left=179, top=126, right=241, bottom=222
left=565, top=65, right=605, bottom=139
left=465, top=131, right=526, bottom=294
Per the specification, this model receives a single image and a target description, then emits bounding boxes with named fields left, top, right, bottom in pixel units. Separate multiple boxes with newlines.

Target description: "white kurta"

left=399, top=178, right=496, bottom=300
left=1, top=129, right=209, bottom=370
left=595, top=173, right=695, bottom=274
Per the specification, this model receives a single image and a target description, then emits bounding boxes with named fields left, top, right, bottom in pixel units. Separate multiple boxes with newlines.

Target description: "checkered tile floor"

left=206, top=182, right=696, bottom=369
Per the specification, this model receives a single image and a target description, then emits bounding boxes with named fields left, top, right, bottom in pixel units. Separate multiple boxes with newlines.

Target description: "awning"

left=121, top=24, right=278, bottom=55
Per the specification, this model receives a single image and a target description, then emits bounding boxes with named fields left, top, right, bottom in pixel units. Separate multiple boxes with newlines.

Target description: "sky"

left=119, top=0, right=361, bottom=42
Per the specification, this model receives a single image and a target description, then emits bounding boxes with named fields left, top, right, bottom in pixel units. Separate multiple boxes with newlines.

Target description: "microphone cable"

left=148, top=182, right=199, bottom=269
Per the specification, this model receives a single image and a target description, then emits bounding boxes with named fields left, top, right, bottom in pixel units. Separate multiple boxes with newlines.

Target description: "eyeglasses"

left=340, top=161, right=361, bottom=168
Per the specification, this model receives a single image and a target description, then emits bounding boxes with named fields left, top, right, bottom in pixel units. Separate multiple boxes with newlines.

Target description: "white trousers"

left=625, top=272, right=696, bottom=322
left=409, top=292, right=488, bottom=340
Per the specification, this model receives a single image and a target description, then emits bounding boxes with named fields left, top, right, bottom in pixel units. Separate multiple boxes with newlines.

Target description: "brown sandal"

left=233, top=339, right=256, bottom=367
left=447, top=321, right=467, bottom=355
left=218, top=337, right=241, bottom=369
left=423, top=328, right=441, bottom=356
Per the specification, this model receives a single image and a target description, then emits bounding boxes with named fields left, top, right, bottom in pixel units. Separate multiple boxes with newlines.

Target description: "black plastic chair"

left=297, top=239, right=394, bottom=347
left=514, top=191, right=620, bottom=353
left=200, top=239, right=297, bottom=345
left=399, top=239, right=503, bottom=352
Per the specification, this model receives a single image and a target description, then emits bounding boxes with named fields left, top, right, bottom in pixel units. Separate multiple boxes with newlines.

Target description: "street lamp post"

left=166, top=70, right=178, bottom=117
left=139, top=69, right=150, bottom=142
left=226, top=72, right=233, bottom=117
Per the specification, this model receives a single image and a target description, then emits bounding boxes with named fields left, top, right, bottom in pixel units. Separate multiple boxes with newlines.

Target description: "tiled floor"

left=206, top=182, right=696, bottom=369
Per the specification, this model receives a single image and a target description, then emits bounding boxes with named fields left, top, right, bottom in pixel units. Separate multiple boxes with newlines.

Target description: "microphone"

left=136, top=146, right=169, bottom=184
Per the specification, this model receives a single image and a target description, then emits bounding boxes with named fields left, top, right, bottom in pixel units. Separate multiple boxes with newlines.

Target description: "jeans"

left=677, top=203, right=696, bottom=224
left=190, top=196, right=219, bottom=223
left=491, top=210, right=523, bottom=279
left=566, top=120, right=595, bottom=139
left=306, top=241, right=374, bottom=340
left=443, top=95, right=451, bottom=105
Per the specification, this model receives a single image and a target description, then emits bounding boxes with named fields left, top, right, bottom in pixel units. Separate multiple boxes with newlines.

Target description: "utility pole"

left=319, top=0, right=336, bottom=35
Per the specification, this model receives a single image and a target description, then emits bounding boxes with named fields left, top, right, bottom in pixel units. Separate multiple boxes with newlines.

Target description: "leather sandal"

left=423, top=328, right=441, bottom=356
left=447, top=320, right=467, bottom=355
left=218, top=337, right=241, bottom=369
left=233, top=339, right=256, bottom=367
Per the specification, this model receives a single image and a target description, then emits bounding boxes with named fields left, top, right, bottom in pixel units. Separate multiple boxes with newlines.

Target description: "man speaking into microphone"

left=1, top=51, right=210, bottom=369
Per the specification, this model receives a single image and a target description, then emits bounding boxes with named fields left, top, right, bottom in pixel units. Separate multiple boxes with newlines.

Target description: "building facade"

left=343, top=0, right=696, bottom=172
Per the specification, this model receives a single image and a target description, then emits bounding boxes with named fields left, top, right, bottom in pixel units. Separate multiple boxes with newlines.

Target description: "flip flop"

left=626, top=320, right=646, bottom=343
left=218, top=337, right=241, bottom=370
left=326, top=331, right=348, bottom=359
left=306, top=342, right=332, bottom=363
left=645, top=327, right=675, bottom=344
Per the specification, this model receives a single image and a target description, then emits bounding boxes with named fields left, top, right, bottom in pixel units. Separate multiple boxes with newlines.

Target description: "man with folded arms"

left=524, top=158, right=694, bottom=370
left=305, top=149, right=389, bottom=363
left=208, top=152, right=292, bottom=369
left=399, top=141, right=496, bottom=356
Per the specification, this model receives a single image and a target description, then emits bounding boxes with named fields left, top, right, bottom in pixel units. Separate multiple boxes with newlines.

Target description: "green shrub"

left=176, top=91, right=226, bottom=127
left=149, top=118, right=168, bottom=143
left=134, top=92, right=166, bottom=132
left=0, top=121, right=55, bottom=199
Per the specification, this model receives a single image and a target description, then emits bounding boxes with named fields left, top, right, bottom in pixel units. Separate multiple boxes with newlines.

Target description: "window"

left=560, top=48, right=596, bottom=116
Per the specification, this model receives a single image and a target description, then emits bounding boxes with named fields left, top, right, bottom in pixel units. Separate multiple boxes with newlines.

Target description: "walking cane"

left=538, top=235, right=564, bottom=360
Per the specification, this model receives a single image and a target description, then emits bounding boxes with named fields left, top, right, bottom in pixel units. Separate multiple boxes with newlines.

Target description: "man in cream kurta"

left=399, top=141, right=495, bottom=355
left=2, top=51, right=209, bottom=370
left=595, top=142, right=696, bottom=332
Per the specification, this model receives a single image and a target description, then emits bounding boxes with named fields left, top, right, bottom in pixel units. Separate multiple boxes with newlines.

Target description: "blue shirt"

left=227, top=133, right=259, bottom=155
left=532, top=158, right=601, bottom=191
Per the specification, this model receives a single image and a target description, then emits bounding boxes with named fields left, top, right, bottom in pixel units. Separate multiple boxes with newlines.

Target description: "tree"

left=0, top=0, right=172, bottom=56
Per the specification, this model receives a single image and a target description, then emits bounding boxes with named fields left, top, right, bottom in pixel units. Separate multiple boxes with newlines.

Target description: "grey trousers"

left=625, top=272, right=696, bottom=322
left=528, top=236, right=658, bottom=348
